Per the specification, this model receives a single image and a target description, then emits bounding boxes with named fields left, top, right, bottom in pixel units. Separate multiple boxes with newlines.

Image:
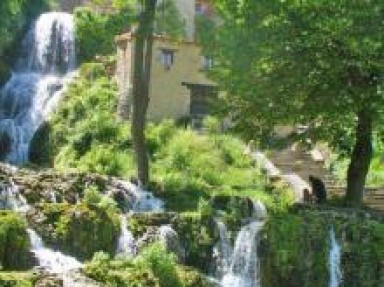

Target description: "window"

left=161, top=49, right=175, bottom=70
left=196, top=3, right=203, bottom=15
left=202, top=55, right=213, bottom=70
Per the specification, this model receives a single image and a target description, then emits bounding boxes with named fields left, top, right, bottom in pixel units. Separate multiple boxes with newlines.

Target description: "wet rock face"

left=210, top=195, right=255, bottom=218
left=35, top=273, right=63, bottom=287
left=0, top=131, right=11, bottom=161
left=26, top=203, right=120, bottom=261
left=58, top=0, right=91, bottom=12
left=0, top=164, right=135, bottom=209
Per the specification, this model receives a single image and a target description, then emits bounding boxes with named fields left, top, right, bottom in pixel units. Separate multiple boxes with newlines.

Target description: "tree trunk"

left=131, top=0, right=157, bottom=186
left=345, top=110, right=373, bottom=207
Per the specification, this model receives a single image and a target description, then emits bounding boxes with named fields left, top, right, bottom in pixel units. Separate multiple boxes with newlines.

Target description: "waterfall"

left=118, top=180, right=164, bottom=211
left=214, top=200, right=267, bottom=287
left=116, top=215, right=137, bottom=256
left=0, top=12, right=76, bottom=164
left=27, top=228, right=83, bottom=274
left=1, top=181, right=85, bottom=286
left=329, top=227, right=342, bottom=287
left=221, top=221, right=264, bottom=287
left=158, top=224, right=183, bottom=259
left=213, top=219, right=233, bottom=278
left=115, top=181, right=164, bottom=257
left=0, top=180, right=29, bottom=212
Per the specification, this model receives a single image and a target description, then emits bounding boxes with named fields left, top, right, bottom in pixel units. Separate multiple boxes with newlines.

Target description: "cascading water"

left=221, top=221, right=264, bottom=287
left=116, top=215, right=137, bottom=256
left=0, top=181, right=86, bottom=286
left=329, top=227, right=342, bottom=287
left=27, top=228, right=83, bottom=273
left=118, top=180, right=164, bottom=211
left=0, top=180, right=29, bottom=212
left=213, top=219, right=233, bottom=278
left=0, top=12, right=76, bottom=164
left=214, top=200, right=267, bottom=287
left=115, top=181, right=164, bottom=257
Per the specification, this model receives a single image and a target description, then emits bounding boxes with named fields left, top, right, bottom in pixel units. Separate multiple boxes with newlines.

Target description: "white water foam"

left=329, top=227, right=342, bottom=287
left=0, top=12, right=76, bottom=164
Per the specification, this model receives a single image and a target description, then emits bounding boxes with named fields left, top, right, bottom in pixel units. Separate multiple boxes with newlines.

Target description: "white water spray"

left=213, top=219, right=233, bottom=278
left=116, top=215, right=136, bottom=256
left=115, top=181, right=164, bottom=257
left=329, top=227, right=342, bottom=287
left=0, top=12, right=76, bottom=164
left=27, top=228, right=83, bottom=274
left=118, top=180, right=164, bottom=211
left=221, top=221, right=264, bottom=287
left=215, top=200, right=267, bottom=287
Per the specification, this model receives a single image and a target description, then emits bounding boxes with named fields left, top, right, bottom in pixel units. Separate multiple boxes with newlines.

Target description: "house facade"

left=116, top=34, right=217, bottom=122
left=115, top=0, right=218, bottom=122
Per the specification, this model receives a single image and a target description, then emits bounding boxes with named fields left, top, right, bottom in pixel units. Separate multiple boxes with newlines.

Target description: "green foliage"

left=264, top=210, right=384, bottom=287
left=172, top=212, right=215, bottom=271
left=30, top=62, right=135, bottom=177
left=0, top=212, right=30, bottom=270
left=155, top=0, right=186, bottom=40
left=330, top=137, right=384, bottom=187
left=31, top=203, right=120, bottom=260
left=202, top=116, right=220, bottom=134
left=83, top=185, right=118, bottom=213
left=85, top=251, right=161, bottom=287
left=136, top=243, right=182, bottom=287
left=74, top=7, right=134, bottom=62
left=85, top=244, right=183, bottom=287
left=211, top=0, right=384, bottom=144
left=209, top=0, right=384, bottom=204
left=197, top=198, right=213, bottom=220
left=0, top=272, right=36, bottom=287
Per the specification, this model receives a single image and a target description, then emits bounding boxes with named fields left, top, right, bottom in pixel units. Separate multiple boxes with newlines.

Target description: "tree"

left=211, top=0, right=384, bottom=207
left=131, top=0, right=157, bottom=186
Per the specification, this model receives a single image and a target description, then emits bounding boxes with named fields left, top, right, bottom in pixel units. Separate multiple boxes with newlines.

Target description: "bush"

left=0, top=211, right=31, bottom=270
left=30, top=62, right=135, bottom=177
left=135, top=243, right=182, bottom=287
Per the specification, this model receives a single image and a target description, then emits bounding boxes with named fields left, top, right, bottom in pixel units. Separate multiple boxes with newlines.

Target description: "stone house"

left=115, top=0, right=218, bottom=122
left=115, top=33, right=217, bottom=122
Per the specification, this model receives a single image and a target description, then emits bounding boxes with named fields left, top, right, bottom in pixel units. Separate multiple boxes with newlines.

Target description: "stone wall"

left=58, top=0, right=91, bottom=12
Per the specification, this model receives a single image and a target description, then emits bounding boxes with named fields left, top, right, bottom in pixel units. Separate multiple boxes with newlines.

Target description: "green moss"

left=172, top=212, right=216, bottom=271
left=0, top=211, right=31, bottom=270
left=28, top=203, right=120, bottom=260
left=0, top=272, right=36, bottom=287
left=178, top=266, right=216, bottom=287
left=263, top=209, right=384, bottom=287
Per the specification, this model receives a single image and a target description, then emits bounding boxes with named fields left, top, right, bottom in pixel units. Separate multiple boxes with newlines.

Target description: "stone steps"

left=268, top=146, right=384, bottom=213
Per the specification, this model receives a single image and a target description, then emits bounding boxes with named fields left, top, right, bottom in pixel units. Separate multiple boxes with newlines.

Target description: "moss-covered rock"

left=28, top=122, right=53, bottom=166
left=27, top=203, right=120, bottom=261
left=0, top=211, right=33, bottom=270
left=127, top=212, right=178, bottom=238
left=0, top=272, right=37, bottom=287
left=178, top=266, right=218, bottom=287
left=262, top=207, right=384, bottom=287
left=126, top=211, right=217, bottom=272
left=0, top=164, right=134, bottom=209
left=172, top=212, right=216, bottom=272
left=0, top=131, right=11, bottom=161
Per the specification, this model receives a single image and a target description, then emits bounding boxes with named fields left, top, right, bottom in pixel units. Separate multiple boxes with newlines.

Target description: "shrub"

left=135, top=243, right=182, bottom=287
left=0, top=211, right=31, bottom=270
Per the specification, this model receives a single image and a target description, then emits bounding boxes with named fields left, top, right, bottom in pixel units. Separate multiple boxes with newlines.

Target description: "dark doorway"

left=182, top=82, right=218, bottom=128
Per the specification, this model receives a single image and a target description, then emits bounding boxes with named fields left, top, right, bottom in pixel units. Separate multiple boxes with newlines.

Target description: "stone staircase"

left=268, top=145, right=384, bottom=213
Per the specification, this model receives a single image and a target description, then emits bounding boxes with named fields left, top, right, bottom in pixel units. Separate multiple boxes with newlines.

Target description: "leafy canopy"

left=211, top=0, right=384, bottom=152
